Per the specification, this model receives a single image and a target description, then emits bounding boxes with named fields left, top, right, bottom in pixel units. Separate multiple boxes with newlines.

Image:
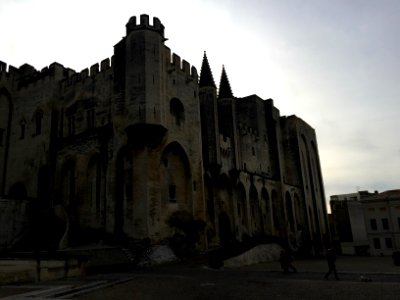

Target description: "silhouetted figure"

left=324, top=249, right=339, bottom=280
left=279, top=250, right=297, bottom=274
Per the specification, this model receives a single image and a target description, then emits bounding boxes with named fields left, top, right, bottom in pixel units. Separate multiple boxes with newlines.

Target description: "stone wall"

left=0, top=198, right=31, bottom=250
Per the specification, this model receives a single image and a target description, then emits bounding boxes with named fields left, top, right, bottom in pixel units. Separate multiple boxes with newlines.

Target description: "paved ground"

left=1, top=256, right=400, bottom=299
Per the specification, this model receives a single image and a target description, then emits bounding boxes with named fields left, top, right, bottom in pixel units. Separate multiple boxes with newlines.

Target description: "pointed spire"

left=199, top=51, right=216, bottom=88
left=218, top=65, right=233, bottom=99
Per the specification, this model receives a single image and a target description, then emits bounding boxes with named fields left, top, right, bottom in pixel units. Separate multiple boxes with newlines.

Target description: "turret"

left=199, top=52, right=220, bottom=171
left=126, top=15, right=165, bottom=39
left=199, top=52, right=216, bottom=88
left=217, top=66, right=239, bottom=169
left=218, top=65, right=233, bottom=99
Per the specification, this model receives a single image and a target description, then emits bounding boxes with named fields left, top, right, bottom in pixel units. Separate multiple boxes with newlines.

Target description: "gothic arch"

left=236, top=183, right=248, bottom=235
left=216, top=173, right=233, bottom=214
left=261, top=188, right=271, bottom=234
left=285, top=191, right=295, bottom=233
left=294, top=193, right=306, bottom=228
left=249, top=185, right=261, bottom=234
left=271, top=189, right=283, bottom=235
left=161, top=141, right=192, bottom=209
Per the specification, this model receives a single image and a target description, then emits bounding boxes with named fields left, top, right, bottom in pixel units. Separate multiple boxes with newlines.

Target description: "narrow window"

left=87, top=109, right=95, bottom=129
left=170, top=98, right=184, bottom=126
left=68, top=116, right=75, bottom=136
left=373, top=238, right=381, bottom=249
left=370, top=219, right=377, bottom=230
left=252, top=147, right=255, bottom=156
left=20, top=121, right=26, bottom=139
left=382, top=218, right=389, bottom=230
left=35, top=110, right=43, bottom=135
left=169, top=184, right=176, bottom=203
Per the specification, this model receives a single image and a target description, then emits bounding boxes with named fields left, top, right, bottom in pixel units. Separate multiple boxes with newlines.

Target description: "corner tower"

left=114, top=14, right=167, bottom=146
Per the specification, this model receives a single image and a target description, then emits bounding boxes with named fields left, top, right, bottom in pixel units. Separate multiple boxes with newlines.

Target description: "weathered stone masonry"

left=0, top=14, right=329, bottom=253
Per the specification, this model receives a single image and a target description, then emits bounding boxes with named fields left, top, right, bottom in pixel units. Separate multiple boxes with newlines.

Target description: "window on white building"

left=385, top=238, right=393, bottom=249
left=382, top=218, right=389, bottom=230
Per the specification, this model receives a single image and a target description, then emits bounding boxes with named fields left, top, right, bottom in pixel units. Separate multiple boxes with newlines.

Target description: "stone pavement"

left=1, top=255, right=400, bottom=299
left=242, top=255, right=400, bottom=275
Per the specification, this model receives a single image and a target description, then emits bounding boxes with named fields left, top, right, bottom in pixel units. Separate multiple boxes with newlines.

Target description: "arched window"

left=161, top=142, right=191, bottom=206
left=170, top=98, right=185, bottom=126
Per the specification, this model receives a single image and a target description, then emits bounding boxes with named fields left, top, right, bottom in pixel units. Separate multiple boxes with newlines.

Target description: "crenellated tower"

left=114, top=14, right=167, bottom=147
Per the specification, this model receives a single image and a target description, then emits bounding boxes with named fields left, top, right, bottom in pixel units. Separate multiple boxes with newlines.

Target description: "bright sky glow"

left=1, top=0, right=400, bottom=208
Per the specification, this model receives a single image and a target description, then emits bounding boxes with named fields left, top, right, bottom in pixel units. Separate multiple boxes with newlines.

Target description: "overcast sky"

left=1, top=0, right=400, bottom=206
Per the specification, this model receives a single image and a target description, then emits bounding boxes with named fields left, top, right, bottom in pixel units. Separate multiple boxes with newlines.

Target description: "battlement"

left=61, top=57, right=113, bottom=89
left=0, top=56, right=112, bottom=90
left=126, top=14, right=165, bottom=38
left=0, top=60, right=68, bottom=87
left=0, top=60, right=24, bottom=79
left=164, top=47, right=198, bottom=81
left=0, top=60, right=14, bottom=81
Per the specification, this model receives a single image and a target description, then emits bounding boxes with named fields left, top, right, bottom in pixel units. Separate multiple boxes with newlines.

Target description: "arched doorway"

left=161, top=142, right=192, bottom=209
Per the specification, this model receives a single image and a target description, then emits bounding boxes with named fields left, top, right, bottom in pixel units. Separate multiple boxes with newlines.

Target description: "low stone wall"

left=0, top=258, right=86, bottom=285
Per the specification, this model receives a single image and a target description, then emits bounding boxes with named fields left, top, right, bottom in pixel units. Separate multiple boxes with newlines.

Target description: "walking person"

left=279, top=249, right=297, bottom=274
left=324, top=248, right=339, bottom=280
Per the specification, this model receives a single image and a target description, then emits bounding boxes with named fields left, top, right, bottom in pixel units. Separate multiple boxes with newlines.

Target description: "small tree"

left=167, top=210, right=205, bottom=258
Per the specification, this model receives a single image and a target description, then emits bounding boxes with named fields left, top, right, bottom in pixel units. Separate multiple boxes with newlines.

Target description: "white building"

left=330, top=190, right=400, bottom=256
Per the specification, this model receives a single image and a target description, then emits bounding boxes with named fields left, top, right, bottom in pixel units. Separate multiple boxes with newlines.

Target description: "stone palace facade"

left=0, top=15, right=329, bottom=253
